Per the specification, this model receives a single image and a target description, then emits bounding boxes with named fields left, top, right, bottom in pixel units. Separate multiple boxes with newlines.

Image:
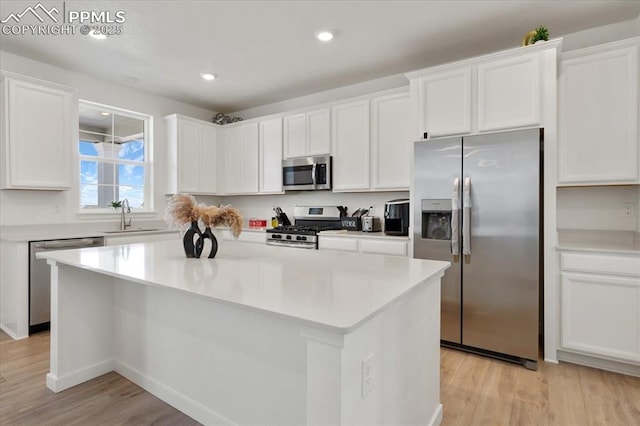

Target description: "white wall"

left=0, top=50, right=216, bottom=226
left=557, top=186, right=639, bottom=232
left=214, top=191, right=408, bottom=226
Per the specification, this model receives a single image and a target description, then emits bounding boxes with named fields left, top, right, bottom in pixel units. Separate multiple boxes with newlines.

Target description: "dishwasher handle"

left=32, top=238, right=103, bottom=250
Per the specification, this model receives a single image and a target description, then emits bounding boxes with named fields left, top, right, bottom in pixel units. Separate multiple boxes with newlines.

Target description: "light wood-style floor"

left=1, top=330, right=638, bottom=425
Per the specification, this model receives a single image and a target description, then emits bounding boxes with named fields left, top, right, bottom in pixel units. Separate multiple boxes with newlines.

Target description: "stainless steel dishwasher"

left=29, top=237, right=105, bottom=334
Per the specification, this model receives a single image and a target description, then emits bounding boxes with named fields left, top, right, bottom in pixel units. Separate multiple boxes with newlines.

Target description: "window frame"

left=76, top=100, right=154, bottom=216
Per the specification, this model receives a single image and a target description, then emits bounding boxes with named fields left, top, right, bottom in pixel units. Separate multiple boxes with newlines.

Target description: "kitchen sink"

left=103, top=228, right=162, bottom=234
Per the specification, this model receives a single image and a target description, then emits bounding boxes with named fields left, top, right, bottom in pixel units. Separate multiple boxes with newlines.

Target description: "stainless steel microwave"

left=282, top=155, right=332, bottom=191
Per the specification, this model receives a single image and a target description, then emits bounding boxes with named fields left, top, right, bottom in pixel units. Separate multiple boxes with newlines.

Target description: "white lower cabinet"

left=559, top=251, right=640, bottom=366
left=319, top=235, right=408, bottom=257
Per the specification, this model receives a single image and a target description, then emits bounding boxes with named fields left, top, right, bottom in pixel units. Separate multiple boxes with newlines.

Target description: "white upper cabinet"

left=283, top=108, right=330, bottom=158
left=222, top=122, right=259, bottom=194
left=477, top=53, right=541, bottom=132
left=407, top=42, right=557, bottom=139
left=331, top=99, right=370, bottom=191
left=165, top=114, right=218, bottom=195
left=259, top=117, right=283, bottom=193
left=1, top=72, right=76, bottom=190
left=417, top=68, right=471, bottom=138
left=559, top=38, right=639, bottom=185
left=371, top=90, right=412, bottom=189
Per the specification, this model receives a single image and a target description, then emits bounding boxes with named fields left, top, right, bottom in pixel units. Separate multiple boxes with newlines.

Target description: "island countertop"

left=38, top=240, right=449, bottom=333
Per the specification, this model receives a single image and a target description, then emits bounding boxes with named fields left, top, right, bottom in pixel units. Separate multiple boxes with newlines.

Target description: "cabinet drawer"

left=560, top=252, right=640, bottom=277
left=318, top=236, right=359, bottom=252
left=359, top=239, right=408, bottom=257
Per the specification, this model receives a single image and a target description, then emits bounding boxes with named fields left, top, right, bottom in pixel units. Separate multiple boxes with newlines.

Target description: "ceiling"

left=1, top=1, right=639, bottom=114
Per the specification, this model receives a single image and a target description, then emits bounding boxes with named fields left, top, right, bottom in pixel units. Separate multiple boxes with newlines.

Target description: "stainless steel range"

left=266, top=206, right=342, bottom=249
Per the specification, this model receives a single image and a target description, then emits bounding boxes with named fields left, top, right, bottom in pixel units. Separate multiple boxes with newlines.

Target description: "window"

left=78, top=101, right=152, bottom=212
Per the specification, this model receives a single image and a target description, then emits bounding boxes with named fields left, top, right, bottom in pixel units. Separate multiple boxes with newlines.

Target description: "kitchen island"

left=38, top=240, right=449, bottom=425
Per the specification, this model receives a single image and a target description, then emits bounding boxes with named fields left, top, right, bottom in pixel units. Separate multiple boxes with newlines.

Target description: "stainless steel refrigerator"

left=413, top=128, right=541, bottom=370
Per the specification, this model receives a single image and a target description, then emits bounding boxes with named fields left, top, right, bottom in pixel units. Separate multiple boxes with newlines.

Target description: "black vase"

left=183, top=221, right=202, bottom=258
left=197, top=227, right=218, bottom=259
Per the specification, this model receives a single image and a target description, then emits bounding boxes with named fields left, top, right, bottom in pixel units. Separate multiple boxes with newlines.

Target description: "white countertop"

left=557, top=229, right=640, bottom=255
left=37, top=240, right=449, bottom=333
left=0, top=221, right=178, bottom=242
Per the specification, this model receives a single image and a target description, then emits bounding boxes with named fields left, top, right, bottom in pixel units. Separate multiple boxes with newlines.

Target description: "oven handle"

left=266, top=240, right=317, bottom=249
left=311, top=162, right=317, bottom=186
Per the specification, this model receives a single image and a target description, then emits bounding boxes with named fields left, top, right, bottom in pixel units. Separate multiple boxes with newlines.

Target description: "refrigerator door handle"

left=462, top=176, right=471, bottom=255
left=451, top=177, right=460, bottom=255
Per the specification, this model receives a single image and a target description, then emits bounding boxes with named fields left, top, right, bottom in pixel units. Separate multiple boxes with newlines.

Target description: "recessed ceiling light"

left=89, top=30, right=106, bottom=40
left=315, top=31, right=334, bottom=42
left=201, top=73, right=217, bottom=81
left=100, top=112, right=110, bottom=116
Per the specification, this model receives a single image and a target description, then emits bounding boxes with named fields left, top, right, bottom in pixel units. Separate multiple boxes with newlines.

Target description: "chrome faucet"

left=120, top=198, right=131, bottom=230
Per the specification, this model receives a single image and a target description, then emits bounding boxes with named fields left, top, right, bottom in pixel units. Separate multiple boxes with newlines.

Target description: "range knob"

left=286, top=235, right=292, bottom=240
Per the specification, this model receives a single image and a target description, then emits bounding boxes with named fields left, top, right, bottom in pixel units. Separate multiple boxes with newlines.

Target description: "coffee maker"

left=384, top=199, right=410, bottom=236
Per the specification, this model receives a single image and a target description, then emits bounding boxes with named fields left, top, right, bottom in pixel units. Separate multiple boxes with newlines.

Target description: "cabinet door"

left=239, top=123, right=259, bottom=194
left=177, top=119, right=200, bottom=193
left=559, top=44, right=639, bottom=184
left=223, top=126, right=242, bottom=194
left=372, top=91, right=411, bottom=189
left=307, top=108, right=331, bottom=156
left=359, top=239, right=408, bottom=257
left=198, top=124, right=218, bottom=194
left=331, top=100, right=370, bottom=191
left=259, top=117, right=283, bottom=193
left=3, top=77, right=75, bottom=189
left=477, top=53, right=541, bottom=132
left=283, top=113, right=306, bottom=159
left=561, top=272, right=640, bottom=363
left=318, top=236, right=359, bottom=252
left=225, top=124, right=258, bottom=194
left=418, top=68, right=471, bottom=137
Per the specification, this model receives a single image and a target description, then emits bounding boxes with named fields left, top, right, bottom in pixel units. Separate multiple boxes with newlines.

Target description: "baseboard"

left=114, top=360, right=236, bottom=426
left=46, top=359, right=115, bottom=392
left=428, top=403, right=443, bottom=426
left=557, top=350, right=640, bottom=377
left=0, top=323, right=27, bottom=340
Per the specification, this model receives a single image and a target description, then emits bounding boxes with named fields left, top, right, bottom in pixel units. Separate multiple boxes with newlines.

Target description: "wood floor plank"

left=470, top=361, right=517, bottom=425
left=2, top=330, right=639, bottom=425
left=545, top=361, right=590, bottom=426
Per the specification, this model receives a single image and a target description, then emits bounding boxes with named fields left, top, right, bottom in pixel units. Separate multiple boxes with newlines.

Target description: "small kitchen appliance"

left=266, top=206, right=342, bottom=249
left=282, top=155, right=332, bottom=191
left=384, top=199, right=410, bottom=236
left=362, top=216, right=381, bottom=232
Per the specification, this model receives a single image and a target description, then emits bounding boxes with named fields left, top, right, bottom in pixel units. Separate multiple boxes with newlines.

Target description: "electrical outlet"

left=52, top=202, right=61, bottom=215
left=361, top=353, right=374, bottom=397
left=623, top=203, right=635, bottom=218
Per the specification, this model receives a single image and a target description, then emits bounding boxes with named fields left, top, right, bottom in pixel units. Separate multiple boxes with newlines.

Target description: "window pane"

left=80, top=160, right=98, bottom=184
left=118, top=139, right=144, bottom=161
left=119, top=186, right=145, bottom=208
left=118, top=164, right=144, bottom=186
left=79, top=184, right=98, bottom=208
left=79, top=140, right=98, bottom=156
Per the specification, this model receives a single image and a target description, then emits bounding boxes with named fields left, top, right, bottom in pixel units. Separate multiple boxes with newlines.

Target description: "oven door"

left=282, top=156, right=331, bottom=191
